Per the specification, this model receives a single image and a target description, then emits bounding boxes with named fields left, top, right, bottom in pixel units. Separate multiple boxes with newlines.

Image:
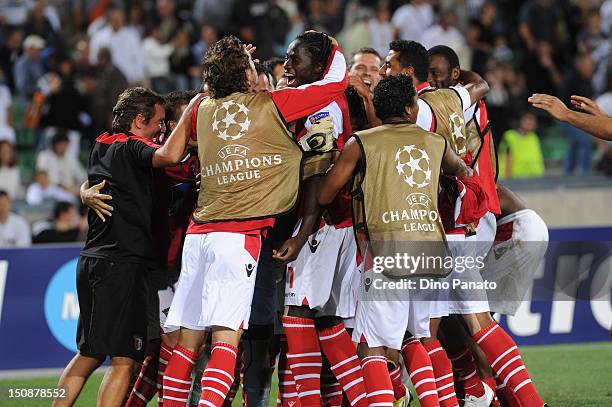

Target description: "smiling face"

left=283, top=39, right=323, bottom=88
left=428, top=54, right=458, bottom=89
left=350, top=52, right=382, bottom=89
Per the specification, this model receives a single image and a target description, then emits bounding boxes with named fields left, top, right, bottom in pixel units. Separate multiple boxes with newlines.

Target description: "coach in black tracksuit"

left=52, top=87, right=198, bottom=407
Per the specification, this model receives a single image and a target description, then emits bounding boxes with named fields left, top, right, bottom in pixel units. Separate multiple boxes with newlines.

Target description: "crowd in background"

left=0, top=0, right=611, bottom=247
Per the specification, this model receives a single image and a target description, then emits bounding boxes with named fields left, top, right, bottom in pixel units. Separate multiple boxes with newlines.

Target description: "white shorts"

left=430, top=212, right=496, bottom=317
left=285, top=223, right=359, bottom=318
left=484, top=209, right=548, bottom=315
left=165, top=232, right=262, bottom=331
left=352, top=262, right=431, bottom=350
left=159, top=285, right=178, bottom=334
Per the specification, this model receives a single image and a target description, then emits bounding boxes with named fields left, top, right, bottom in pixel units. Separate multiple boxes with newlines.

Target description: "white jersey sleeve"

left=416, top=98, right=435, bottom=132
left=304, top=100, right=343, bottom=140
left=451, top=85, right=472, bottom=112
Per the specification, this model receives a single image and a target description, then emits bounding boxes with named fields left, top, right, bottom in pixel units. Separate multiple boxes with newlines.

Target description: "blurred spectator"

left=391, top=0, right=434, bottom=41
left=0, top=0, right=33, bottom=26
left=420, top=9, right=467, bottom=67
left=192, top=24, right=218, bottom=66
left=89, top=5, right=145, bottom=84
left=0, top=141, right=22, bottom=198
left=22, top=0, right=60, bottom=48
left=602, top=0, right=612, bottom=36
left=523, top=41, right=562, bottom=96
left=86, top=48, right=128, bottom=136
left=26, top=169, right=77, bottom=205
left=0, top=29, right=23, bottom=92
left=468, top=1, right=497, bottom=76
left=578, top=8, right=608, bottom=56
left=39, top=58, right=90, bottom=158
left=229, top=0, right=290, bottom=61
left=13, top=34, right=45, bottom=101
left=35, top=133, right=86, bottom=195
left=562, top=54, right=595, bottom=174
left=32, top=201, right=86, bottom=243
left=0, top=190, right=31, bottom=247
left=499, top=111, right=545, bottom=179
left=143, top=26, right=174, bottom=93
left=0, top=74, right=15, bottom=144
left=170, top=29, right=198, bottom=90
left=519, top=0, right=566, bottom=53
left=368, top=2, right=393, bottom=57
left=127, top=4, right=146, bottom=37
left=156, top=0, right=180, bottom=43
left=337, top=7, right=373, bottom=57
left=193, top=0, right=236, bottom=28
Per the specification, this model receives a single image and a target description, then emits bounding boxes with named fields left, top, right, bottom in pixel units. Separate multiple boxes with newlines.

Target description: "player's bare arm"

left=273, top=176, right=322, bottom=264
left=460, top=69, right=489, bottom=107
left=317, top=137, right=361, bottom=206
left=442, top=142, right=473, bottom=178
left=80, top=180, right=113, bottom=222
left=153, top=94, right=203, bottom=167
left=529, top=93, right=612, bottom=141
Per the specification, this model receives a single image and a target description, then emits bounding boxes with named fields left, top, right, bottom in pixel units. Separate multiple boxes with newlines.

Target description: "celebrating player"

left=53, top=87, right=198, bottom=407
left=161, top=34, right=347, bottom=407
left=318, top=73, right=473, bottom=407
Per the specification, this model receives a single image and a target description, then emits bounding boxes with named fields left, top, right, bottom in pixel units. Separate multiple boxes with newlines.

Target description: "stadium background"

left=0, top=0, right=611, bottom=406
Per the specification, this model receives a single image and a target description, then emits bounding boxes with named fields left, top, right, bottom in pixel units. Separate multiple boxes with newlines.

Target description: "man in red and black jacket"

left=54, top=87, right=198, bottom=407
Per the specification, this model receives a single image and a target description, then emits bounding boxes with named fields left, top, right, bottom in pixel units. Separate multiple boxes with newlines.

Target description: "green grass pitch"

left=0, top=342, right=610, bottom=406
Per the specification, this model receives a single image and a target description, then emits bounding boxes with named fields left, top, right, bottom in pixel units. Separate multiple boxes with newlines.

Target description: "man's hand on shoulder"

left=80, top=180, right=113, bottom=222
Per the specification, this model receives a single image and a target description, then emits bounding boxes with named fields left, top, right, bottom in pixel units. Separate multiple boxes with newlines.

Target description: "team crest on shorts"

left=307, top=238, right=320, bottom=253
left=133, top=335, right=143, bottom=351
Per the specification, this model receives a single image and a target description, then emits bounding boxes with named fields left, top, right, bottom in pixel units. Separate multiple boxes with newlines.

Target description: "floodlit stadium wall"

left=0, top=225, right=611, bottom=370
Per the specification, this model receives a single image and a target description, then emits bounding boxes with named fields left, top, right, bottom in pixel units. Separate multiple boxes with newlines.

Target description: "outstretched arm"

left=528, top=93, right=612, bottom=141
left=317, top=137, right=361, bottom=206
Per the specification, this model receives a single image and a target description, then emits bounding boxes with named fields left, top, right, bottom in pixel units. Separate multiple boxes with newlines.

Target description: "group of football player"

left=66, top=30, right=550, bottom=407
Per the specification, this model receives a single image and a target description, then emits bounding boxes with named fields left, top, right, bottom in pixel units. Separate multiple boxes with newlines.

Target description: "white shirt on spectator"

left=0, top=167, right=23, bottom=199
left=0, top=212, right=31, bottom=247
left=391, top=2, right=434, bottom=41
left=0, top=85, right=15, bottom=144
left=36, top=150, right=87, bottom=190
left=368, top=18, right=394, bottom=57
left=26, top=183, right=77, bottom=206
left=596, top=92, right=612, bottom=116
left=89, top=25, right=145, bottom=84
left=419, top=24, right=466, bottom=52
left=143, top=37, right=174, bottom=78
left=0, top=0, right=33, bottom=26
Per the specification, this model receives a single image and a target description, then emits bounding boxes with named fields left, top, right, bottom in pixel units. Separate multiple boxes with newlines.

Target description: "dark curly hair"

left=112, top=87, right=165, bottom=134
left=428, top=45, right=460, bottom=71
left=389, top=40, right=430, bottom=82
left=373, top=74, right=417, bottom=121
left=294, top=31, right=333, bottom=79
left=202, top=36, right=251, bottom=99
left=165, top=90, right=198, bottom=122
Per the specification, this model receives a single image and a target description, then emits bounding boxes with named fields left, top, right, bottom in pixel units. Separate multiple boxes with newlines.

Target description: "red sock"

left=495, top=374, right=522, bottom=407
left=448, top=345, right=485, bottom=398
left=483, top=376, right=500, bottom=407
left=388, top=362, right=406, bottom=401
left=422, top=340, right=459, bottom=407
left=163, top=345, right=197, bottom=406
left=400, top=338, right=439, bottom=407
left=321, top=358, right=343, bottom=407
left=278, top=337, right=301, bottom=407
left=199, top=342, right=238, bottom=407
left=157, top=342, right=173, bottom=406
left=474, top=322, right=542, bottom=407
left=361, top=356, right=394, bottom=406
left=222, top=345, right=243, bottom=407
left=282, top=316, right=322, bottom=406
left=318, top=323, right=368, bottom=407
left=125, top=353, right=158, bottom=406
